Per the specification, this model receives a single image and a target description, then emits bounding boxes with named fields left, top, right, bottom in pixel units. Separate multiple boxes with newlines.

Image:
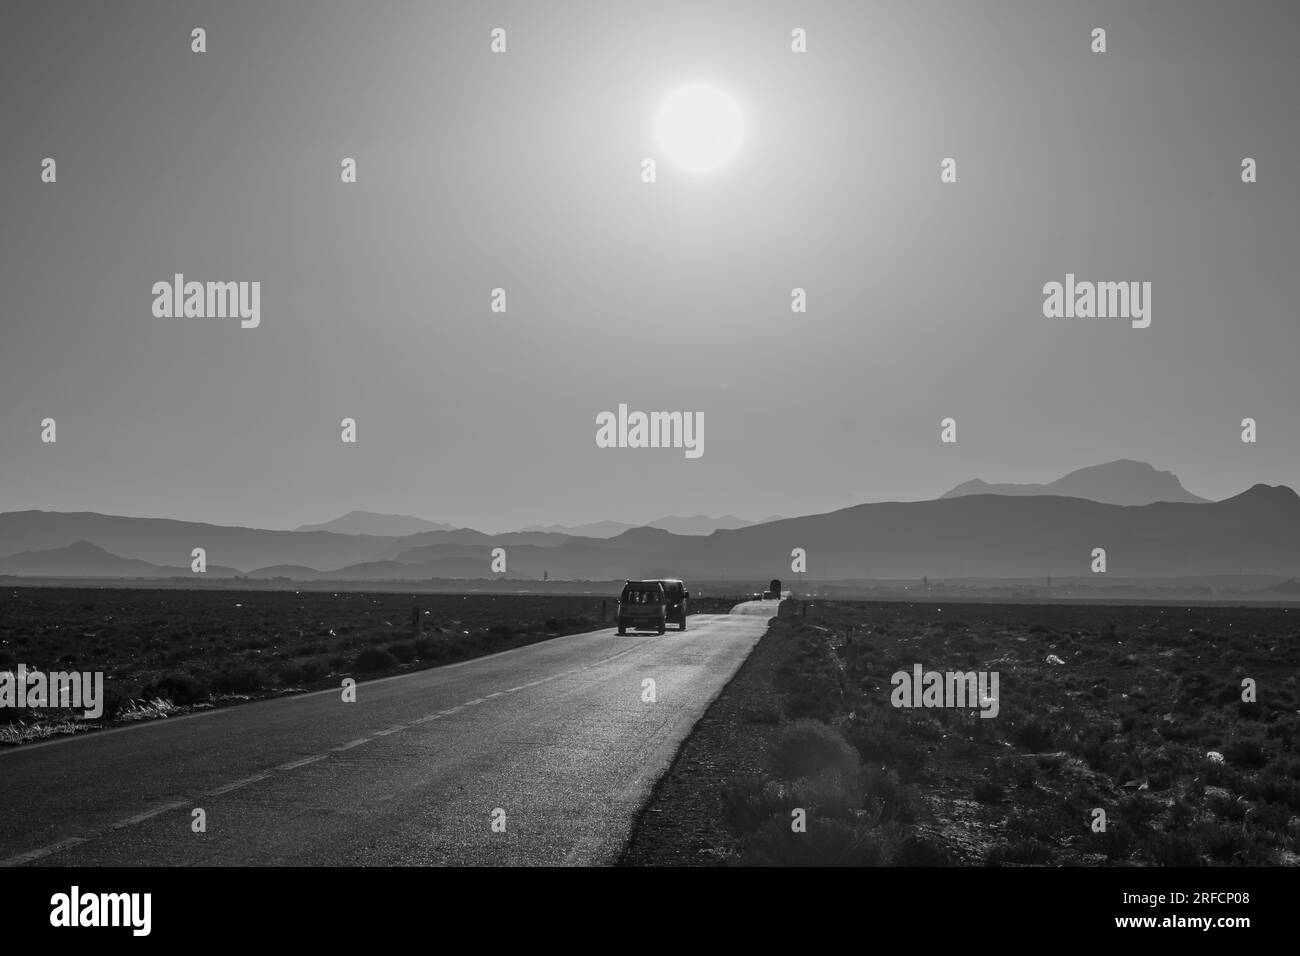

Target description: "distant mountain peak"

left=941, top=460, right=1208, bottom=506
left=1226, top=483, right=1300, bottom=504
left=0, top=539, right=164, bottom=577
left=61, top=539, right=112, bottom=554
left=294, top=511, right=453, bottom=537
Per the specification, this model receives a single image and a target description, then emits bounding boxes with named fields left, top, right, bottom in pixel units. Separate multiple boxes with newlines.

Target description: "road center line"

left=110, top=801, right=190, bottom=830
left=206, top=773, right=271, bottom=796
left=0, top=836, right=88, bottom=868
left=275, top=755, right=327, bottom=770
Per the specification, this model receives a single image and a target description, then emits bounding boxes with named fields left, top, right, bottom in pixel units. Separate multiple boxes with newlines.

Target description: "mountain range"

left=519, top=514, right=784, bottom=537
left=3, top=462, right=1296, bottom=583
left=942, top=459, right=1207, bottom=505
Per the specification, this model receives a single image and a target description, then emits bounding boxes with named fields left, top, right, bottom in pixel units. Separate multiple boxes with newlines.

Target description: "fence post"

left=411, top=606, right=420, bottom=641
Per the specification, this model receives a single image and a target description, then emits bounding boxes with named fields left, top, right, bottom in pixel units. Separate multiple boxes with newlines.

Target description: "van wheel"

left=658, top=624, right=666, bottom=635
left=617, top=626, right=625, bottom=635
left=679, top=621, right=687, bottom=631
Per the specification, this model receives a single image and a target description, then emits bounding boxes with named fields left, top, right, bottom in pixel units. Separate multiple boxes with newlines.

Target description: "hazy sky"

left=2, top=0, right=1297, bottom=533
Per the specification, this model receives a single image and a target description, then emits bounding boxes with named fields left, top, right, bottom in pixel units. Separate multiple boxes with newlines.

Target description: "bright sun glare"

left=655, top=84, right=743, bottom=173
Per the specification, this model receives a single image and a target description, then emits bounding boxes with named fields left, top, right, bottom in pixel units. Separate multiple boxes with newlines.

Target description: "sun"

left=655, top=84, right=743, bottom=173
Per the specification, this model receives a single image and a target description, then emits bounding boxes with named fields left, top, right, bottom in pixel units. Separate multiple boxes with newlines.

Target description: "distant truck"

left=770, top=578, right=782, bottom=599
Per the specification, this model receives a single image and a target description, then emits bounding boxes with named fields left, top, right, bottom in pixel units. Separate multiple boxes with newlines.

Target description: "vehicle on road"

left=655, top=579, right=689, bottom=631
left=617, top=580, right=667, bottom=635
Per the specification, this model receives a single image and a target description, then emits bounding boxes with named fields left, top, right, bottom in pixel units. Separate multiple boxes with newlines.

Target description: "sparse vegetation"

left=624, top=600, right=1300, bottom=866
left=0, top=588, right=633, bottom=741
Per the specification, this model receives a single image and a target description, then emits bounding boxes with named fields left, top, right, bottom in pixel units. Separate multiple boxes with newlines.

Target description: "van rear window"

left=621, top=588, right=662, bottom=604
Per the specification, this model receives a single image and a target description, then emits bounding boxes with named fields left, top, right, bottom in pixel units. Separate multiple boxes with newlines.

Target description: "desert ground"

left=623, top=600, right=1300, bottom=866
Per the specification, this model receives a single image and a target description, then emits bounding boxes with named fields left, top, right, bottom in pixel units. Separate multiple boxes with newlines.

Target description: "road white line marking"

left=332, top=738, right=370, bottom=752
left=110, top=801, right=189, bottom=830
left=463, top=698, right=486, bottom=706
left=206, top=773, right=271, bottom=796
left=275, top=755, right=326, bottom=771
left=0, top=837, right=88, bottom=868
left=374, top=725, right=406, bottom=736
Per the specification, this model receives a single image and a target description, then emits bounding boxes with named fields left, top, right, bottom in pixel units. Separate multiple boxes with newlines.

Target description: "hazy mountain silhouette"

left=248, top=527, right=685, bottom=581
left=519, top=520, right=638, bottom=537
left=651, top=514, right=778, bottom=535
left=662, top=484, right=1297, bottom=580
left=0, top=540, right=241, bottom=577
left=942, top=460, right=1208, bottom=505
left=232, top=485, right=1300, bottom=581
left=294, top=511, right=454, bottom=536
left=0, top=511, right=394, bottom=570
left=384, top=530, right=575, bottom=555
left=519, top=514, right=777, bottom=537
left=261, top=486, right=1300, bottom=581
left=4, top=483, right=1298, bottom=582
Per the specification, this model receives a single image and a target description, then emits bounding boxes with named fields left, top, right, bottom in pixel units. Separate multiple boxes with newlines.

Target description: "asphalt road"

left=0, top=603, right=778, bottom=866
